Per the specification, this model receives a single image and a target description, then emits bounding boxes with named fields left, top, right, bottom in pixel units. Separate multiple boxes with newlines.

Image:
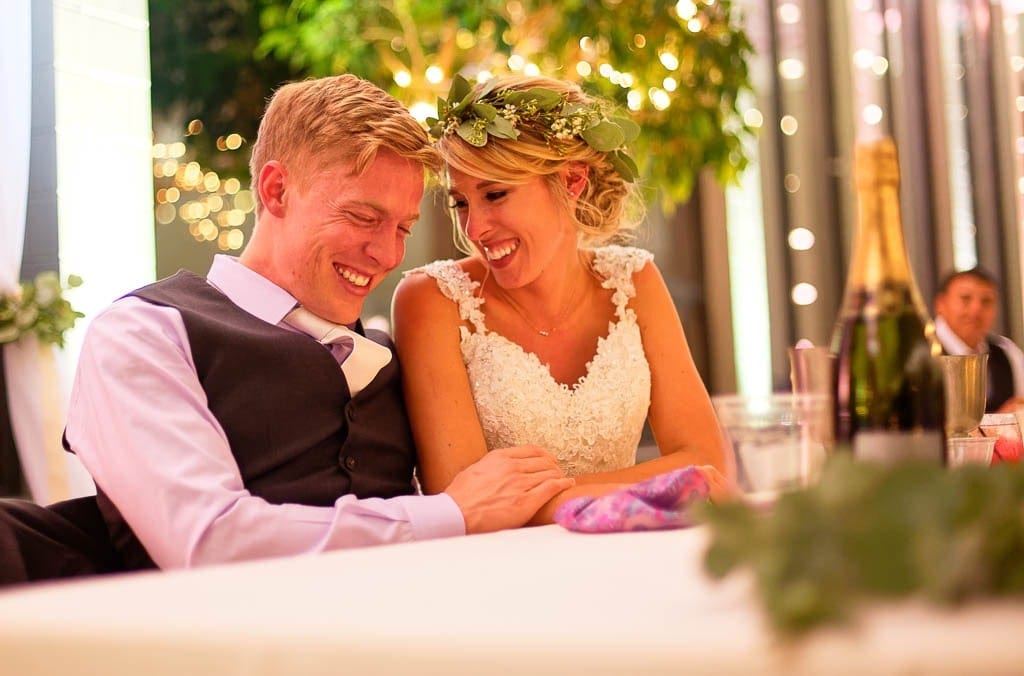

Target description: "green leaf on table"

left=699, top=456, right=1024, bottom=636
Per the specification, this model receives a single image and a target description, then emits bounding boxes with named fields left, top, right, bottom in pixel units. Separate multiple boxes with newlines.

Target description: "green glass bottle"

left=831, top=137, right=945, bottom=463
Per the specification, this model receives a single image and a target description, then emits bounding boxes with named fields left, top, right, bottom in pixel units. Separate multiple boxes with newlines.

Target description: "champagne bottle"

left=831, top=137, right=945, bottom=463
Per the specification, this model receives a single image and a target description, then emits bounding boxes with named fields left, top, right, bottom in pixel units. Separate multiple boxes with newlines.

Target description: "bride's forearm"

left=527, top=483, right=624, bottom=526
left=570, top=449, right=723, bottom=486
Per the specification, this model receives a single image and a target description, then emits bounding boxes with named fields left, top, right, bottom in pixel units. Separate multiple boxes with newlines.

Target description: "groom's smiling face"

left=265, top=150, right=424, bottom=324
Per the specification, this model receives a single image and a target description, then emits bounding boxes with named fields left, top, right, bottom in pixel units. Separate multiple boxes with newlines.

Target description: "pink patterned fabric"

left=554, top=467, right=710, bottom=533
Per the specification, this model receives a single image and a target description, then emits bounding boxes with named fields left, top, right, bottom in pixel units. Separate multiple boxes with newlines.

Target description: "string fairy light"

left=152, top=119, right=254, bottom=251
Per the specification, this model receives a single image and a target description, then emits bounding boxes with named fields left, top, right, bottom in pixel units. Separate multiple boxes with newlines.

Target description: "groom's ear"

left=258, top=161, right=289, bottom=217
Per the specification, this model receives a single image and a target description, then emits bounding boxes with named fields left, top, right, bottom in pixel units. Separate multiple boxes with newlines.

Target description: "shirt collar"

left=935, top=316, right=990, bottom=355
left=206, top=254, right=297, bottom=326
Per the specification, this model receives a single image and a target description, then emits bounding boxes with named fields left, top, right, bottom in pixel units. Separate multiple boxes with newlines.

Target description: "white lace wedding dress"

left=409, top=245, right=653, bottom=476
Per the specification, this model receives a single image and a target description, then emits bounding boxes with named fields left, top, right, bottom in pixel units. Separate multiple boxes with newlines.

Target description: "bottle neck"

left=847, top=177, right=915, bottom=288
left=841, top=141, right=929, bottom=316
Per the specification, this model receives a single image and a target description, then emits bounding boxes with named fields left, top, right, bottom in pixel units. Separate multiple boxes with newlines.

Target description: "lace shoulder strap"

left=590, top=245, right=654, bottom=321
left=404, top=260, right=486, bottom=332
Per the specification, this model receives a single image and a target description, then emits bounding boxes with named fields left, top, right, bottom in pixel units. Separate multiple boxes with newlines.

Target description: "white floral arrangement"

left=0, top=272, right=84, bottom=348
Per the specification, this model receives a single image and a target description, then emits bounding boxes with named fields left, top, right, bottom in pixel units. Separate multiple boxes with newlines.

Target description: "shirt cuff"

left=399, top=492, right=466, bottom=540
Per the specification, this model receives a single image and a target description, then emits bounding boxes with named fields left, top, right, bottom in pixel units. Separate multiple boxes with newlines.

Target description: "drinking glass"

left=939, top=354, right=988, bottom=437
left=788, top=345, right=836, bottom=451
left=946, top=436, right=997, bottom=467
left=789, top=345, right=835, bottom=397
left=712, top=393, right=830, bottom=507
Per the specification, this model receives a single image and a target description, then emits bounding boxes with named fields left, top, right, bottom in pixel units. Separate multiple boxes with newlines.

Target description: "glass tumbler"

left=712, top=393, right=830, bottom=507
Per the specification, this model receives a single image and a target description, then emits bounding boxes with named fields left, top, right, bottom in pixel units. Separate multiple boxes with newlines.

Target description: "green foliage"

left=700, top=455, right=1024, bottom=636
left=256, top=0, right=756, bottom=206
left=0, top=273, right=85, bottom=349
left=149, top=0, right=301, bottom=176
left=427, top=74, right=640, bottom=181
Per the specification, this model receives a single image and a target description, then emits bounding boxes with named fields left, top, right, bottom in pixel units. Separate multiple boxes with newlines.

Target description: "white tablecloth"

left=0, top=525, right=1022, bottom=675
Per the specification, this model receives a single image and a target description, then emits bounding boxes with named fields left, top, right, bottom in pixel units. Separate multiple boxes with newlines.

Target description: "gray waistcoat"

left=70, top=271, right=417, bottom=569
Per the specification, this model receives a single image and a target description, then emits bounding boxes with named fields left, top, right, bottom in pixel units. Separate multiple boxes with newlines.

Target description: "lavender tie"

left=283, top=307, right=392, bottom=396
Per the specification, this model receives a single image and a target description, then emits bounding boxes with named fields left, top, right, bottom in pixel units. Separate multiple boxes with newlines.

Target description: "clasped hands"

left=444, top=445, right=572, bottom=534
left=444, top=445, right=732, bottom=534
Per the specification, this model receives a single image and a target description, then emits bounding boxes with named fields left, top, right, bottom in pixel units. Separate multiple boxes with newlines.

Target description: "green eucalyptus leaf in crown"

left=426, top=75, right=639, bottom=183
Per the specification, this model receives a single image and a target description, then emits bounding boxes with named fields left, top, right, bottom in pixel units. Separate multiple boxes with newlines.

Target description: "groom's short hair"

left=248, top=74, right=440, bottom=210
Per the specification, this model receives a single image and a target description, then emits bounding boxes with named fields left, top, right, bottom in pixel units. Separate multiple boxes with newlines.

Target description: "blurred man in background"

left=934, top=268, right=1024, bottom=413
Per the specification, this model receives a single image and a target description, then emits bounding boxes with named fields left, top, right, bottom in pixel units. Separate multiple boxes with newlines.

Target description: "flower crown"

left=426, top=75, right=640, bottom=183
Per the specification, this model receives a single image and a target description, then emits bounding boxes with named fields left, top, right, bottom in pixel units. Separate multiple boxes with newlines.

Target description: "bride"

left=393, top=74, right=731, bottom=523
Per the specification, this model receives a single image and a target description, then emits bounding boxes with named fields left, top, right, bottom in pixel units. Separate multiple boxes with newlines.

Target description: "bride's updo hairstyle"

left=431, top=74, right=646, bottom=252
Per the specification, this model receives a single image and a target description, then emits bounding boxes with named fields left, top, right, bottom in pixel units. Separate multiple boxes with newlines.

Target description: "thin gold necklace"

left=480, top=248, right=586, bottom=337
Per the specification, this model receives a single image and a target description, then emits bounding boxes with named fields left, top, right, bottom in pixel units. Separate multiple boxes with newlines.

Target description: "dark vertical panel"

left=887, top=0, right=942, bottom=303
left=826, top=0, right=857, bottom=267
left=3, top=1, right=57, bottom=496
left=920, top=1, right=958, bottom=278
left=664, top=197, right=713, bottom=387
left=747, top=0, right=794, bottom=387
left=697, top=174, right=736, bottom=394
left=961, top=1, right=1006, bottom=293
left=988, top=3, right=1024, bottom=341
left=0, top=349, right=27, bottom=497
left=786, top=0, right=844, bottom=349
left=21, top=0, right=59, bottom=281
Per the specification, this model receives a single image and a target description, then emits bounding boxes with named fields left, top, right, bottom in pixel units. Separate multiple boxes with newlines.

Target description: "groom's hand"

left=444, top=445, right=575, bottom=534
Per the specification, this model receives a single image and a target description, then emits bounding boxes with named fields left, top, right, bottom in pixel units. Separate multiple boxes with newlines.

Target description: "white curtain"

left=1, top=3, right=76, bottom=503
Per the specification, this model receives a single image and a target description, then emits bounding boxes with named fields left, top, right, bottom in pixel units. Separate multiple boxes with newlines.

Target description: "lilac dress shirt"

left=64, top=255, right=464, bottom=570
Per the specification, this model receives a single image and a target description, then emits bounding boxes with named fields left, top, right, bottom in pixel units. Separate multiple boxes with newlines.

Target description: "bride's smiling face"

left=447, top=168, right=578, bottom=289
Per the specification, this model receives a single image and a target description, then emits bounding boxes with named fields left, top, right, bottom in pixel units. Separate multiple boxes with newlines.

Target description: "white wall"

left=52, top=0, right=155, bottom=370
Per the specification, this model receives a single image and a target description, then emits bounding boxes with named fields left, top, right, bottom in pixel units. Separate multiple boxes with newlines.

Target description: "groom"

left=2, top=74, right=572, bottom=580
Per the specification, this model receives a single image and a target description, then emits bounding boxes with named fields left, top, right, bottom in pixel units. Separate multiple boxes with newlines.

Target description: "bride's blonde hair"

left=435, top=75, right=645, bottom=253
